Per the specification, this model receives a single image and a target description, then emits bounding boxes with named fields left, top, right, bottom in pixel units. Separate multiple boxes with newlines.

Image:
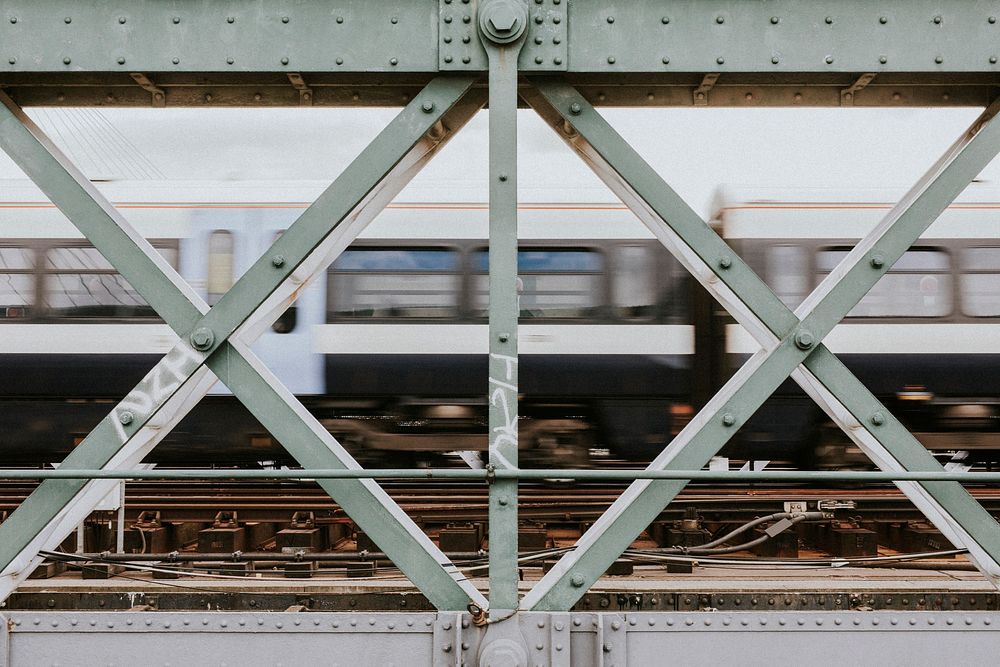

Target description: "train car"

left=0, top=180, right=695, bottom=466
left=4, top=180, right=997, bottom=468
left=713, top=186, right=1000, bottom=466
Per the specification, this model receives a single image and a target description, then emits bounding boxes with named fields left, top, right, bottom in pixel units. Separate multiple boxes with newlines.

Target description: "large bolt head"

left=479, top=638, right=528, bottom=667
left=190, top=326, right=215, bottom=351
left=793, top=329, right=815, bottom=350
left=489, top=5, right=518, bottom=32
left=479, top=0, right=527, bottom=44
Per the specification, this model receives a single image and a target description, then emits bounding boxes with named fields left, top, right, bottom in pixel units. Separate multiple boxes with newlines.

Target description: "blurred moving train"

left=0, top=180, right=998, bottom=467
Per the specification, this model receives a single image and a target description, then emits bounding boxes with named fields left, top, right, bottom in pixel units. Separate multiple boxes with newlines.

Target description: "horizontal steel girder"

left=3, top=1, right=1000, bottom=106
left=4, top=611, right=1000, bottom=666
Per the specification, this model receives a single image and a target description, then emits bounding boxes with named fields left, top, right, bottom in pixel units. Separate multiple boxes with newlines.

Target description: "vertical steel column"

left=480, top=0, right=528, bottom=612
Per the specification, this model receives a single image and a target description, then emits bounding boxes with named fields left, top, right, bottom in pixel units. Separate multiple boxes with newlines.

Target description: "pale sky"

left=1, top=106, right=997, bottom=215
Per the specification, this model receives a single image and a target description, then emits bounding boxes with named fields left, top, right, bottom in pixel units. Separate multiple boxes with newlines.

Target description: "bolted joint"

left=479, top=0, right=528, bottom=44
left=793, top=329, right=815, bottom=350
left=118, top=411, right=134, bottom=426
left=190, top=326, right=216, bottom=351
left=870, top=252, right=885, bottom=269
left=479, top=638, right=528, bottom=667
left=570, top=572, right=586, bottom=587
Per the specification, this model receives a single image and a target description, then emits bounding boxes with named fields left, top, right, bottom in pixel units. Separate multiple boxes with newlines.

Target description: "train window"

left=612, top=245, right=657, bottom=318
left=961, top=247, right=1000, bottom=317
left=42, top=244, right=177, bottom=319
left=765, top=245, right=809, bottom=308
left=207, top=230, right=234, bottom=306
left=328, top=247, right=460, bottom=319
left=472, top=248, right=604, bottom=319
left=0, top=246, right=34, bottom=319
left=816, top=248, right=952, bottom=317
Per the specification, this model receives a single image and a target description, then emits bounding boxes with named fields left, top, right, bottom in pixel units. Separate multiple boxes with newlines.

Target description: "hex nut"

left=479, top=0, right=528, bottom=44
left=190, top=327, right=215, bottom=351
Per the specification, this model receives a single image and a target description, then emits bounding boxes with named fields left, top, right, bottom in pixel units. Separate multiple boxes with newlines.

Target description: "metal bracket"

left=841, top=72, right=877, bottom=106
left=598, top=614, right=627, bottom=666
left=439, top=0, right=567, bottom=71
left=128, top=73, right=164, bottom=107
left=286, top=73, right=313, bottom=106
left=693, top=73, right=720, bottom=106
left=546, top=612, right=572, bottom=667
left=478, top=613, right=529, bottom=667
left=432, top=612, right=466, bottom=667
left=521, top=0, right=568, bottom=71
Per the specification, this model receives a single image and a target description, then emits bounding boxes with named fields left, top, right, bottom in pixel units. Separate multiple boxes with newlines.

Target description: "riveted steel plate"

left=5, top=611, right=1000, bottom=666
left=438, top=0, right=567, bottom=71
left=0, top=0, right=441, bottom=73
left=565, top=0, right=1000, bottom=73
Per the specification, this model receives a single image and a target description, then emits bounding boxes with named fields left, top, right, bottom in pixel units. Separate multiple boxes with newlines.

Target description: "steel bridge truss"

left=3, top=0, right=1000, bottom=664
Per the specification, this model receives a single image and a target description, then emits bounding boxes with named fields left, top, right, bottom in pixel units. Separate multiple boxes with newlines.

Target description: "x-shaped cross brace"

left=0, top=78, right=488, bottom=611
left=522, top=81, right=1000, bottom=610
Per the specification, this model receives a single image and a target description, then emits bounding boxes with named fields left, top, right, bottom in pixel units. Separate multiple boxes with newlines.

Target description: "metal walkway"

left=3, top=1, right=1000, bottom=663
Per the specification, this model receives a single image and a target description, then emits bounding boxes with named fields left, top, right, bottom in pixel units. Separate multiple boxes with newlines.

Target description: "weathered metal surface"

left=6, top=589, right=1000, bottom=613
left=483, top=0, right=527, bottom=613
left=1, top=1, right=999, bottom=74
left=3, top=9, right=1000, bottom=661
left=3, top=611, right=1000, bottom=666
left=2, top=2, right=1000, bottom=106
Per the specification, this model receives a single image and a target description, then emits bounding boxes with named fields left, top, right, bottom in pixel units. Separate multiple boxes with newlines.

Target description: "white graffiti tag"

left=110, top=342, right=206, bottom=443
left=489, top=353, right=518, bottom=470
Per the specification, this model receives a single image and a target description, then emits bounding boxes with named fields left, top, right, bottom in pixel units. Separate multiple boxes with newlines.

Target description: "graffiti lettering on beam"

left=489, top=352, right=518, bottom=470
left=111, top=343, right=207, bottom=443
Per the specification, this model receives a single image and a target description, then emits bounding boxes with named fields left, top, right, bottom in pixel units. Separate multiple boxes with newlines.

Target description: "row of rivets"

left=594, top=55, right=987, bottom=67
left=553, top=89, right=960, bottom=105
left=6, top=15, right=314, bottom=24
left=6, top=56, right=422, bottom=67
left=440, top=0, right=565, bottom=70
left=681, top=595, right=977, bottom=607
left=22, top=52, right=991, bottom=67
left=5, top=11, right=998, bottom=26
left=641, top=615, right=999, bottom=627
left=15, top=615, right=434, bottom=629
left=628, top=14, right=1000, bottom=25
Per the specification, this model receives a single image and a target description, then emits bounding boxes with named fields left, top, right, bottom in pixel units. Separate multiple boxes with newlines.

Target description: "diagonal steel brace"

left=522, top=80, right=1000, bottom=610
left=0, top=78, right=488, bottom=610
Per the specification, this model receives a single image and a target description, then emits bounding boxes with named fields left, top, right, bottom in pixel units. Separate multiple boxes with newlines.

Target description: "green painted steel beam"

left=0, top=77, right=489, bottom=611
left=483, top=0, right=528, bottom=613
left=3, top=0, right=1000, bottom=75
left=5, top=2, right=1000, bottom=108
left=9, top=468, right=1000, bottom=482
left=522, top=80, right=1000, bottom=611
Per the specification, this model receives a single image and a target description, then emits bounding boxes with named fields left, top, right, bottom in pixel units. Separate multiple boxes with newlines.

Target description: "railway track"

left=4, top=479, right=1000, bottom=524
